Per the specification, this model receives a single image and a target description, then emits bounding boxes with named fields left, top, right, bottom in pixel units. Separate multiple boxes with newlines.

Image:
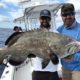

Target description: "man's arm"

left=5, top=32, right=23, bottom=47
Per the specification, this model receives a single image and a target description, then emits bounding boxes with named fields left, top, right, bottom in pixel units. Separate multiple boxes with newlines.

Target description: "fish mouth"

left=8, top=59, right=23, bottom=66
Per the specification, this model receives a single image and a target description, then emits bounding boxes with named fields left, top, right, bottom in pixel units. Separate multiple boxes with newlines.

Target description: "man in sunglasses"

left=57, top=3, right=80, bottom=80
left=32, top=9, right=59, bottom=80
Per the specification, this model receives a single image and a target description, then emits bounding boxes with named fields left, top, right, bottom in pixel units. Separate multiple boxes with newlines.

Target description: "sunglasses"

left=61, top=12, right=75, bottom=17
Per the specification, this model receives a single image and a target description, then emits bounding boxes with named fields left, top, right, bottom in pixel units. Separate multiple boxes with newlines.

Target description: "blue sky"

left=0, top=0, right=22, bottom=29
left=0, top=0, right=80, bottom=29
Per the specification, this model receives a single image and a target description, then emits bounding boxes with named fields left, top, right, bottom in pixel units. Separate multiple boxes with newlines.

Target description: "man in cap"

left=5, top=26, right=23, bottom=47
left=32, top=9, right=59, bottom=80
left=39, top=9, right=52, bottom=30
left=57, top=3, right=80, bottom=80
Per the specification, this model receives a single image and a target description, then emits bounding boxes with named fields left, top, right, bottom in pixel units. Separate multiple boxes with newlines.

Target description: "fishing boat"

left=0, top=3, right=63, bottom=80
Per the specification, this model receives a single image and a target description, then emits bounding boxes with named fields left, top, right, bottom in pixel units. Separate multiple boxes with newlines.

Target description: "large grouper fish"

left=0, top=30, right=78, bottom=68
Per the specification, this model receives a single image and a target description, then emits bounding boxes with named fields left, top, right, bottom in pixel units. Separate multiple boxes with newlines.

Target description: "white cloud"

left=2, top=0, right=19, bottom=3
left=0, top=2, right=7, bottom=8
left=66, top=0, right=80, bottom=11
left=0, top=0, right=24, bottom=20
left=0, top=15, right=9, bottom=22
left=9, top=9, right=23, bottom=19
left=1, top=0, right=21, bottom=6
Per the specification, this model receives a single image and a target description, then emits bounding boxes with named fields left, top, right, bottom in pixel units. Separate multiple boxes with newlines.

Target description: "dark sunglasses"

left=61, top=12, right=75, bottom=17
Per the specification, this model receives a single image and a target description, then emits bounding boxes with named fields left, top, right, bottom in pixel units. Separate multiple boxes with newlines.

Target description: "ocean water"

left=0, top=28, right=13, bottom=48
left=0, top=28, right=13, bottom=77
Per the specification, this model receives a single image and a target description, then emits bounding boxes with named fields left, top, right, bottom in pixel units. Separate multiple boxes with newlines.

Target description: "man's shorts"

left=62, top=67, right=72, bottom=80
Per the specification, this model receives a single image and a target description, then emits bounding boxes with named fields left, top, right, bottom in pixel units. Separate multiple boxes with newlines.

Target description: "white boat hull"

left=14, top=59, right=32, bottom=80
left=0, top=58, right=32, bottom=80
left=0, top=59, right=62, bottom=80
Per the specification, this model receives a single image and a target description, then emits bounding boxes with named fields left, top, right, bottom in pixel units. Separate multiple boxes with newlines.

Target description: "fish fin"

left=51, top=53, right=59, bottom=65
left=8, top=58, right=23, bottom=66
left=42, top=59, right=50, bottom=69
left=28, top=54, right=36, bottom=58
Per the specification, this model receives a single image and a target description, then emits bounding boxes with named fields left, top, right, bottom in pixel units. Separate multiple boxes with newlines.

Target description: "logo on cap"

left=40, top=9, right=51, bottom=18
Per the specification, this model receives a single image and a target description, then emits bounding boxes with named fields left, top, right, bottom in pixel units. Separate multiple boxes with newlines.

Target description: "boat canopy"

left=13, top=3, right=63, bottom=30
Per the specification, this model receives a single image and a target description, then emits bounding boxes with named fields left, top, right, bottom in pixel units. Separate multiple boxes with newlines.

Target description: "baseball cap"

left=40, top=9, right=51, bottom=18
left=61, top=3, right=75, bottom=15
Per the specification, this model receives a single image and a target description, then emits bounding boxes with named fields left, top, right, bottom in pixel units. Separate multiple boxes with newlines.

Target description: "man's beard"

left=40, top=23, right=51, bottom=29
